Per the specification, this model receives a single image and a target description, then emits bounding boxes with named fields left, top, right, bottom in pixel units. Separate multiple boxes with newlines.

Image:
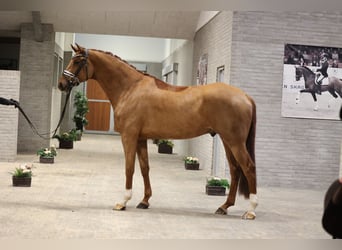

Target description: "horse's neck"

left=90, top=51, right=144, bottom=107
left=302, top=68, right=315, bottom=81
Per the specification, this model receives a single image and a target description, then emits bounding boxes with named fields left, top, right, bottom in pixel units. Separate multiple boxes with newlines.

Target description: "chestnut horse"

left=58, top=44, right=258, bottom=220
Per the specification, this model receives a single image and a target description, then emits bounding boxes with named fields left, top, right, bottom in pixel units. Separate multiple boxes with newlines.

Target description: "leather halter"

left=62, top=49, right=89, bottom=90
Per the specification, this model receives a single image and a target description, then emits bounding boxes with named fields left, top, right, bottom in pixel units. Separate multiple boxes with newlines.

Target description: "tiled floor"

left=0, top=134, right=330, bottom=239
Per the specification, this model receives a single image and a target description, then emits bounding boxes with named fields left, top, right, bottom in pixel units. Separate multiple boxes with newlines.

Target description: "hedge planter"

left=39, top=156, right=54, bottom=164
left=185, top=162, right=200, bottom=170
left=12, top=176, right=32, bottom=187
left=158, top=143, right=173, bottom=154
left=205, top=185, right=226, bottom=196
left=59, top=140, right=74, bottom=149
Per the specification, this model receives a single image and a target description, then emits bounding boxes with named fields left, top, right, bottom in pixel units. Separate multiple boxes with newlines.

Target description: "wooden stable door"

left=85, top=79, right=113, bottom=132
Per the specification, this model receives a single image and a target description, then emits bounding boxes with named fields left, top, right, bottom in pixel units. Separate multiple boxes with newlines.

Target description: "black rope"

left=0, top=91, right=72, bottom=140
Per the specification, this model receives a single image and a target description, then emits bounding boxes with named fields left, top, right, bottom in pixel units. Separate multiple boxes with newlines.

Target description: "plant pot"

left=75, top=119, right=84, bottom=132
left=185, top=162, right=200, bottom=170
left=12, top=176, right=31, bottom=187
left=205, top=185, right=226, bottom=196
left=158, top=143, right=173, bottom=154
left=39, top=156, right=54, bottom=164
left=59, top=140, right=74, bottom=149
left=76, top=133, right=82, bottom=141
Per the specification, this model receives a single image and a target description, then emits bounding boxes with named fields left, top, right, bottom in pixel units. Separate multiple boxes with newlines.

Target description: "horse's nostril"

left=58, top=82, right=64, bottom=90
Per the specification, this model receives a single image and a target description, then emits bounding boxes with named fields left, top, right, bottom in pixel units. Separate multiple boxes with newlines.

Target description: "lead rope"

left=0, top=90, right=72, bottom=140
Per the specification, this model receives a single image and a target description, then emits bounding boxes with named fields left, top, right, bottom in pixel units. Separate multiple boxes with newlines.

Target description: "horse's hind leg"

left=136, top=139, right=152, bottom=209
left=215, top=143, right=241, bottom=215
left=230, top=143, right=258, bottom=220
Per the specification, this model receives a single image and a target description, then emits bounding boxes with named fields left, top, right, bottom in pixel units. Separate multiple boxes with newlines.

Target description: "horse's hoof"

left=215, top=207, right=227, bottom=215
left=136, top=202, right=149, bottom=209
left=242, top=211, right=256, bottom=220
left=113, top=203, right=126, bottom=211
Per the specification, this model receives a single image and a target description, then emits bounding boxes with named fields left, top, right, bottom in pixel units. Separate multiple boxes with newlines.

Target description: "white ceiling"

left=0, top=11, right=201, bottom=39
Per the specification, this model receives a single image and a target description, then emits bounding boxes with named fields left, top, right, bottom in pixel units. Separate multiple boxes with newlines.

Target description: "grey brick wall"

left=18, top=23, right=55, bottom=152
left=191, top=11, right=342, bottom=190
left=0, top=70, right=20, bottom=161
left=231, top=11, right=342, bottom=190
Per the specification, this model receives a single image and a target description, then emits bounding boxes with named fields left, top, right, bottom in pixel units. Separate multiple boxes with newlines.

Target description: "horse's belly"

left=140, top=118, right=208, bottom=139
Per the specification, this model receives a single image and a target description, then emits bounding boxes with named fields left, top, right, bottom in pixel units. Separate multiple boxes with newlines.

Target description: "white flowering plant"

left=53, top=129, right=78, bottom=142
left=206, top=176, right=230, bottom=188
left=184, top=156, right=199, bottom=164
left=37, top=145, right=57, bottom=158
left=157, top=139, right=174, bottom=148
left=11, top=163, right=33, bottom=178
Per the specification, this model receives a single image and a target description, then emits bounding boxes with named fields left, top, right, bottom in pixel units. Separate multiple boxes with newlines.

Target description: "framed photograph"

left=281, top=44, right=342, bottom=120
left=197, top=53, right=208, bottom=85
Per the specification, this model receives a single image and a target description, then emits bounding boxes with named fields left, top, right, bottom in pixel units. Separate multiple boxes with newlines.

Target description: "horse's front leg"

left=136, top=139, right=152, bottom=209
left=113, top=134, right=138, bottom=211
left=310, top=92, right=318, bottom=111
left=295, top=91, right=301, bottom=104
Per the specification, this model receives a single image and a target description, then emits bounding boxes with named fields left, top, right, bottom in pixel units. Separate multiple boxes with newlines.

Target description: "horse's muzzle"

left=58, top=80, right=69, bottom=92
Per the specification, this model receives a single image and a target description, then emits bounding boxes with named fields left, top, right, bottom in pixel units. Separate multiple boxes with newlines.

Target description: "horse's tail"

left=239, top=96, right=257, bottom=198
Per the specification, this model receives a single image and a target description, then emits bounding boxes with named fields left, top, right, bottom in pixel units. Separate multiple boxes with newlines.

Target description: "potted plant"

left=37, top=145, right=57, bottom=164
left=10, top=163, right=33, bottom=187
left=53, top=129, right=77, bottom=149
left=184, top=156, right=200, bottom=170
left=73, top=91, right=89, bottom=137
left=206, top=176, right=230, bottom=196
left=157, top=139, right=174, bottom=154
left=74, top=129, right=82, bottom=141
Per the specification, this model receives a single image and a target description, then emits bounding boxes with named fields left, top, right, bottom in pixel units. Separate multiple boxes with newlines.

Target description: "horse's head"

left=58, top=44, right=93, bottom=92
left=295, top=65, right=316, bottom=82
left=295, top=66, right=303, bottom=81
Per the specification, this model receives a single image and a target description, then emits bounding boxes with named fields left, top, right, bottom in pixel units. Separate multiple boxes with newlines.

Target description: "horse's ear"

left=71, top=44, right=78, bottom=52
left=75, top=43, right=86, bottom=53
left=75, top=43, right=82, bottom=50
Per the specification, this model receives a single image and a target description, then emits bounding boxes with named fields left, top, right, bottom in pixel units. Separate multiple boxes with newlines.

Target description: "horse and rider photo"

left=282, top=43, right=342, bottom=120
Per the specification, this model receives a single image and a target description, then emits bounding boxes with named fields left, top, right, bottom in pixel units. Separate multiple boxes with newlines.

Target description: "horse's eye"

left=74, top=60, right=80, bottom=65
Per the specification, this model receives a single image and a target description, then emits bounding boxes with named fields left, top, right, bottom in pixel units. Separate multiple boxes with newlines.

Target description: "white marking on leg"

left=114, top=189, right=132, bottom=210
left=120, top=189, right=132, bottom=206
left=249, top=193, right=258, bottom=212
left=242, top=193, right=258, bottom=219
left=314, top=102, right=318, bottom=111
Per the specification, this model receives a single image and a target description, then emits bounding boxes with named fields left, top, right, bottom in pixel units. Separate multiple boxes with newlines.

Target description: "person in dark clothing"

left=322, top=178, right=342, bottom=239
left=315, top=53, right=329, bottom=94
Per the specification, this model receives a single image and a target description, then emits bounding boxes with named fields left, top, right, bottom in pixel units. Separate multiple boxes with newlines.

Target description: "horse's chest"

left=113, top=106, right=143, bottom=132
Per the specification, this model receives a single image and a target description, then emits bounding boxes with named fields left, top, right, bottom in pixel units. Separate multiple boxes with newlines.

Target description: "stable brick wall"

left=190, top=11, right=342, bottom=190
left=18, top=23, right=55, bottom=152
left=230, top=11, right=342, bottom=190
left=0, top=70, right=20, bottom=161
